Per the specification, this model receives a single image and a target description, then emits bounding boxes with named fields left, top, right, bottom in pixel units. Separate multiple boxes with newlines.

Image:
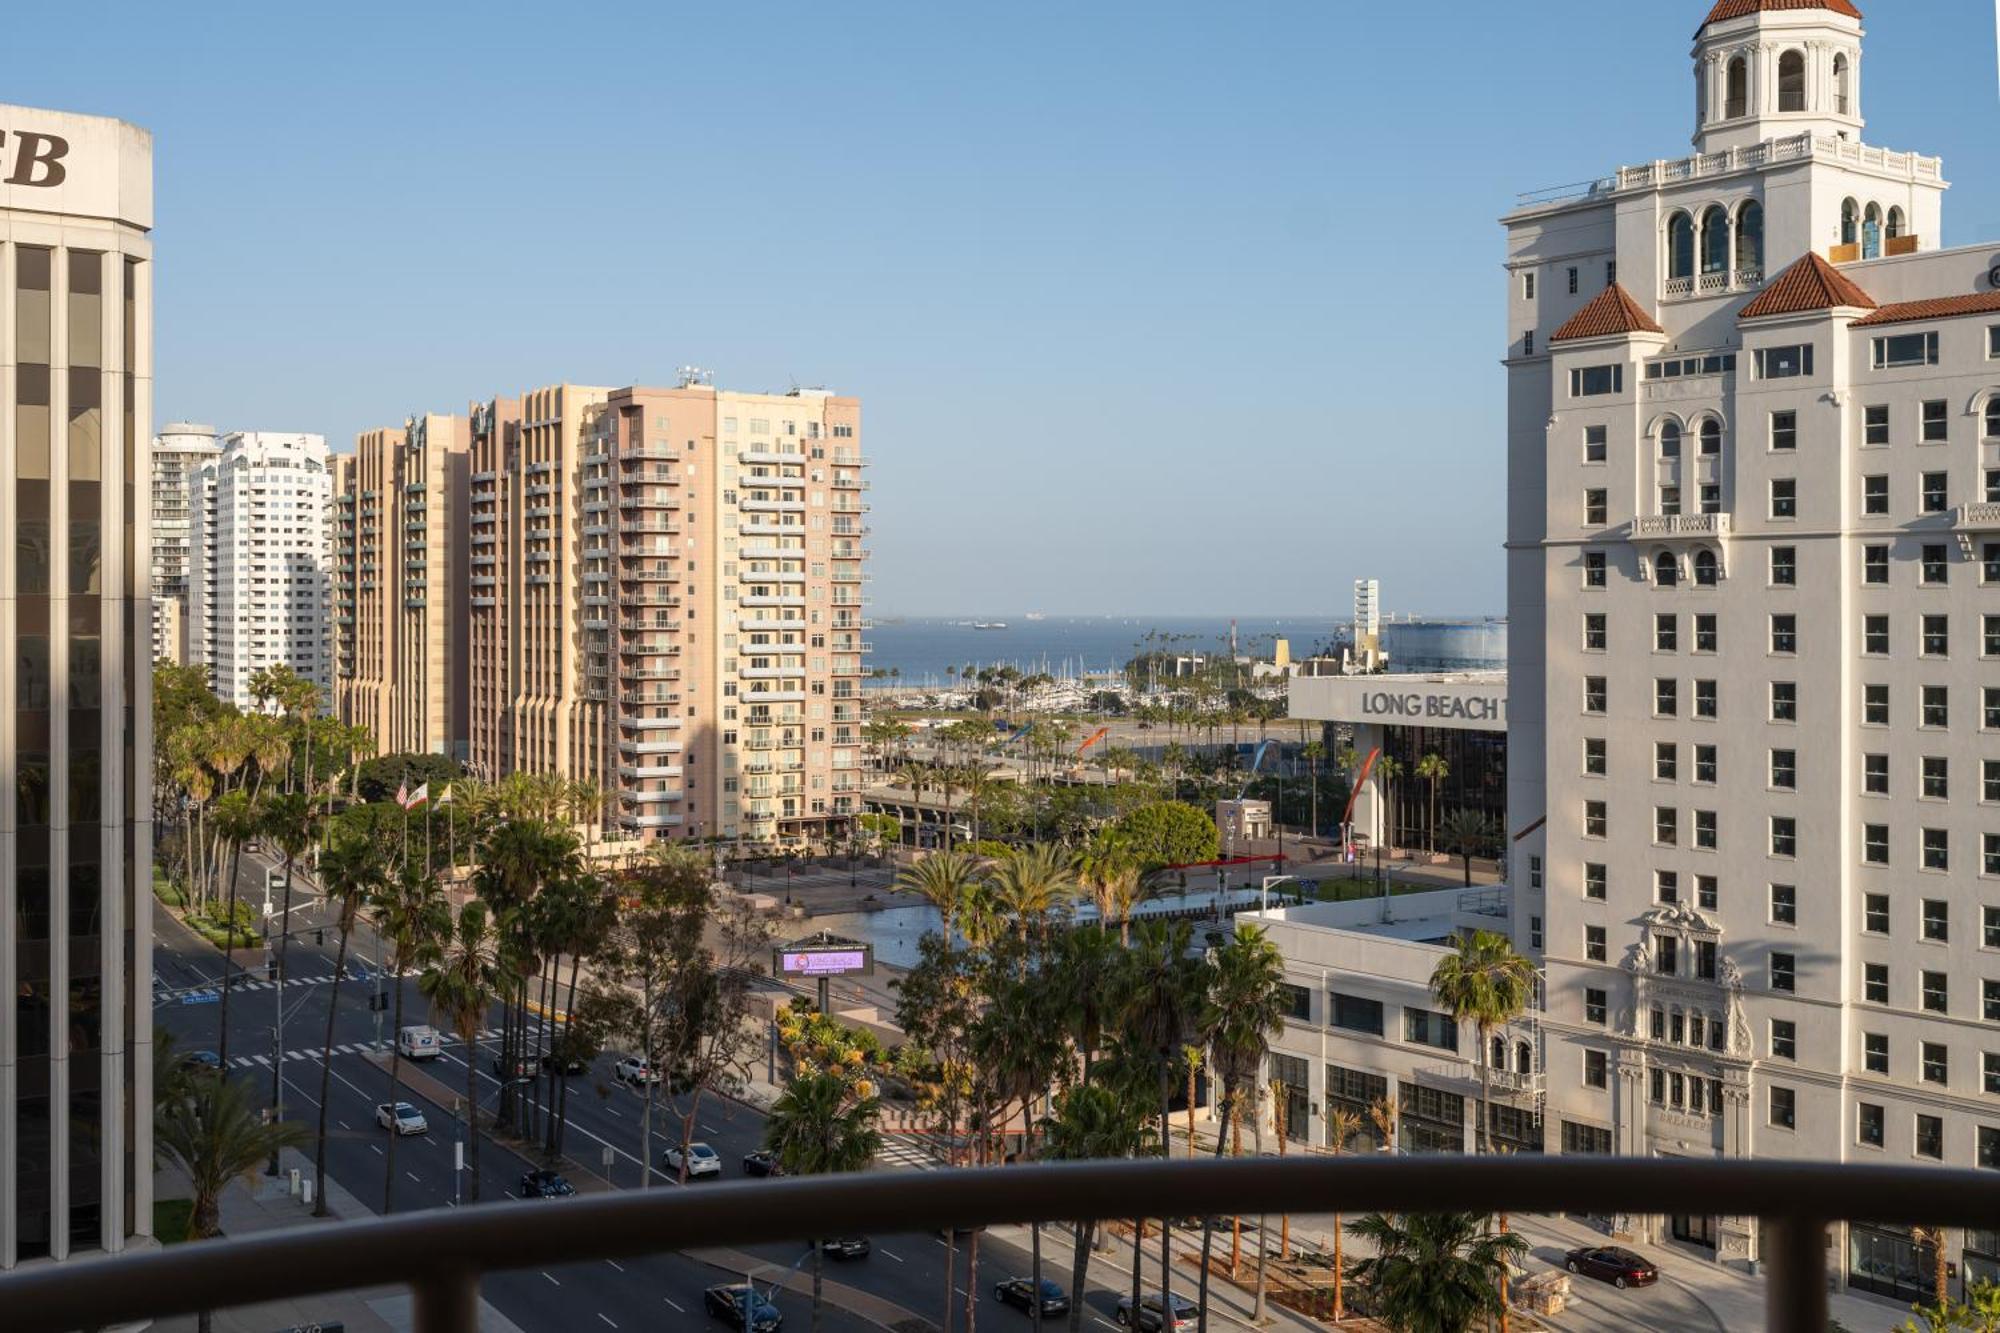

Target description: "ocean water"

left=864, top=615, right=1348, bottom=690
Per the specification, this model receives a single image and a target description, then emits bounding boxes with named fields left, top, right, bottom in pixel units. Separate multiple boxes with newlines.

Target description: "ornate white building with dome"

left=1505, top=0, right=2000, bottom=1298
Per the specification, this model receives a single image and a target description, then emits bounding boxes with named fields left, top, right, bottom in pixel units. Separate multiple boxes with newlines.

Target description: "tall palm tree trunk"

left=1066, top=1221, right=1093, bottom=1333
left=553, top=948, right=584, bottom=1156
left=1157, top=1094, right=1175, bottom=1333
left=383, top=972, right=405, bottom=1214
left=463, top=1023, right=482, bottom=1202
left=811, top=1239, right=824, bottom=1333
left=942, top=1229, right=957, bottom=1333
left=1196, top=1089, right=1234, bottom=1333
left=217, top=844, right=245, bottom=1067
left=313, top=916, right=351, bottom=1215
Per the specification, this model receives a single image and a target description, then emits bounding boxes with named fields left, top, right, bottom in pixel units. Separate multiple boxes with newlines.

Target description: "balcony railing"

left=4, top=1158, right=1994, bottom=1333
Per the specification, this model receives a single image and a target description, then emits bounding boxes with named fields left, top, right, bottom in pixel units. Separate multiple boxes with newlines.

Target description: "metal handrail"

left=6, top=1156, right=1999, bottom=1333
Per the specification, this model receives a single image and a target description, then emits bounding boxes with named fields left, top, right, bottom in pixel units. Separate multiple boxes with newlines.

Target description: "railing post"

left=1764, top=1216, right=1828, bottom=1333
left=412, top=1269, right=481, bottom=1333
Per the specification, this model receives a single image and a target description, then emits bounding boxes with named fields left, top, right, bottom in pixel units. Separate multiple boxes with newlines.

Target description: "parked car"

left=1564, top=1245, right=1659, bottom=1289
left=396, top=1024, right=442, bottom=1060
left=518, top=1169, right=575, bottom=1199
left=703, top=1283, right=781, bottom=1331
left=1115, top=1293, right=1198, bottom=1331
left=742, top=1149, right=785, bottom=1177
left=614, top=1056, right=659, bottom=1086
left=375, top=1101, right=428, bottom=1136
left=819, top=1236, right=870, bottom=1260
left=491, top=1052, right=536, bottom=1080
left=665, top=1142, right=723, bottom=1179
left=540, top=1048, right=588, bottom=1077
left=994, top=1277, right=1068, bottom=1317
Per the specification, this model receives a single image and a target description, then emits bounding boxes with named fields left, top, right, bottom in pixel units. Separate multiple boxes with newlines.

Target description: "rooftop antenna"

left=676, top=365, right=713, bottom=389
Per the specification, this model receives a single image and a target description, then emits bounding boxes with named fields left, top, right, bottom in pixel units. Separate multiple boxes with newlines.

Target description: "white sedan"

left=375, top=1101, right=428, bottom=1135
left=663, top=1141, right=722, bottom=1178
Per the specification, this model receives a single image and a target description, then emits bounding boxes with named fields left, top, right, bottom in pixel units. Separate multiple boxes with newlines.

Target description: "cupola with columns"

left=1692, top=0, right=1864, bottom=154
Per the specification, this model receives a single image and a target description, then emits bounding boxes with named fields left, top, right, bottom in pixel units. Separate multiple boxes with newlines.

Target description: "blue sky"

left=15, top=1, right=1998, bottom=616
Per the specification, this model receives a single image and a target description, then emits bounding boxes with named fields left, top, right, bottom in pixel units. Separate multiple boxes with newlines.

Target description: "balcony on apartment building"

left=617, top=760, right=683, bottom=781
left=618, top=809, right=686, bottom=830
left=738, top=616, right=806, bottom=632
left=738, top=593, right=804, bottom=608
left=619, top=714, right=683, bottom=733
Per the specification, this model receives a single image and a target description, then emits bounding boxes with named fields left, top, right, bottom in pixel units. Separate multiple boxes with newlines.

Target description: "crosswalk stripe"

left=253, top=1055, right=270, bottom=1066
left=233, top=1056, right=255, bottom=1068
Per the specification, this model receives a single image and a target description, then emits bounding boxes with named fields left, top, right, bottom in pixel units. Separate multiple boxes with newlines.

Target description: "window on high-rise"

left=1769, top=477, right=1797, bottom=518
left=1922, top=472, right=1949, bottom=513
left=1864, top=404, right=1891, bottom=446
left=1695, top=678, right=1718, bottom=718
left=1871, top=333, right=1940, bottom=370
left=1770, top=883, right=1797, bottom=925
left=1921, top=398, right=1949, bottom=441
left=1866, top=963, right=1890, bottom=1004
left=1864, top=474, right=1889, bottom=515
left=1583, top=550, right=1606, bottom=587
left=1770, top=749, right=1797, bottom=790
left=1864, top=683, right=1889, bottom=726
left=1864, top=823, right=1890, bottom=865
left=1864, top=614, right=1890, bottom=655
left=1771, top=410, right=1797, bottom=451
left=1777, top=49, right=1807, bottom=111
left=1770, top=680, right=1797, bottom=722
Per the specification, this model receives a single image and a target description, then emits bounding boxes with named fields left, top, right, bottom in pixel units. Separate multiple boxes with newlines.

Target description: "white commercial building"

left=148, top=420, right=218, bottom=664
left=187, top=431, right=334, bottom=709
left=0, top=101, right=155, bottom=1267
left=1506, top=0, right=2000, bottom=1296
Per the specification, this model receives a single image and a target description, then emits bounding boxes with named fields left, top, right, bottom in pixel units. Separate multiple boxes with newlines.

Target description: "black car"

left=704, top=1283, right=782, bottom=1331
left=518, top=1170, right=575, bottom=1199
left=994, top=1277, right=1069, bottom=1317
left=1564, top=1245, right=1659, bottom=1289
left=491, top=1053, right=537, bottom=1080
left=819, top=1236, right=871, bottom=1260
left=742, top=1150, right=785, bottom=1177
left=178, top=1049, right=223, bottom=1074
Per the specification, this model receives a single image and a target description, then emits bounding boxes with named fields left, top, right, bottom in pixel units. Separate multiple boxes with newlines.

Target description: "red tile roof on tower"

left=1737, top=252, right=1877, bottom=320
left=1851, top=291, right=2000, bottom=328
left=1551, top=284, right=1666, bottom=343
left=1703, top=0, right=1862, bottom=28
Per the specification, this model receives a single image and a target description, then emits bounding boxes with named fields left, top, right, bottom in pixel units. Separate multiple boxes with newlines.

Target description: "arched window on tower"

left=1985, top=395, right=2000, bottom=439
left=1656, top=552, right=1681, bottom=587
left=1886, top=207, right=1906, bottom=241
left=1699, top=419, right=1723, bottom=457
left=1863, top=203, right=1883, bottom=259
left=1736, top=201, right=1764, bottom=279
left=1841, top=199, right=1859, bottom=248
left=1833, top=53, right=1851, bottom=115
left=1668, top=214, right=1696, bottom=283
left=1726, top=57, right=1748, bottom=119
left=1694, top=549, right=1719, bottom=587
left=1660, top=420, right=1683, bottom=459
left=1516, top=1041, right=1533, bottom=1077
left=1700, top=206, right=1730, bottom=276
left=1778, top=51, right=1806, bottom=112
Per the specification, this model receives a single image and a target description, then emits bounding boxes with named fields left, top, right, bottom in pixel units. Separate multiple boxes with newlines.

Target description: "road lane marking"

left=338, top=1120, right=350, bottom=1130
left=371, top=1145, right=384, bottom=1156
left=662, top=1298, right=684, bottom=1313
left=605, top=1260, right=625, bottom=1273
left=542, top=1272, right=561, bottom=1287
left=879, top=1247, right=904, bottom=1262
left=604, top=1106, right=621, bottom=1118
left=597, top=1315, right=616, bottom=1328
left=407, top=1171, right=421, bottom=1183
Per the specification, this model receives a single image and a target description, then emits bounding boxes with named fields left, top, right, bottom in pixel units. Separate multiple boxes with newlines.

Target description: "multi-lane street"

left=151, top=864, right=1205, bottom=1333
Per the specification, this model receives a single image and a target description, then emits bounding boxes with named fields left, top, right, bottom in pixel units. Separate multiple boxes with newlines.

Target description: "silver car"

left=375, top=1101, right=428, bottom=1136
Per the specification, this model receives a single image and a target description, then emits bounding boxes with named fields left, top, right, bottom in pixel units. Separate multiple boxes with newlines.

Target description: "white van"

left=396, top=1025, right=442, bottom=1061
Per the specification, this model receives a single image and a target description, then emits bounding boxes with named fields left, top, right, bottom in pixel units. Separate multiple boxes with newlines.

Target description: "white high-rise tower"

left=1507, top=1, right=2000, bottom=1297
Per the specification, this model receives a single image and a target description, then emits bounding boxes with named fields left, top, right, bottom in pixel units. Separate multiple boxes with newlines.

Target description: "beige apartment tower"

left=346, top=374, right=868, bottom=847
left=333, top=415, right=470, bottom=759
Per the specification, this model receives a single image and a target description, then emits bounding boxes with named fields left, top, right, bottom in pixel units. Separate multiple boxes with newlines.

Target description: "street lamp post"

left=1260, top=874, right=1297, bottom=916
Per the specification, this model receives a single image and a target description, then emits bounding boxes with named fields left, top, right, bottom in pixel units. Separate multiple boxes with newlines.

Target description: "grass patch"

left=1301, top=875, right=1439, bottom=903
left=154, top=1197, right=194, bottom=1245
left=152, top=864, right=186, bottom=908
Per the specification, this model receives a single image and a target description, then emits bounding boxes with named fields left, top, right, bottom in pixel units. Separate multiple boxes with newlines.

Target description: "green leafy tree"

left=1429, top=930, right=1537, bottom=1154
left=987, top=843, right=1077, bottom=943
left=1110, top=800, right=1221, bottom=869
left=1042, top=1083, right=1154, bottom=1333
left=370, top=856, right=449, bottom=1214
left=1897, top=1278, right=2000, bottom=1332
left=1117, top=920, right=1207, bottom=1328
left=895, top=851, right=983, bottom=950
left=764, top=1072, right=884, bottom=1332
left=210, top=789, right=262, bottom=1067
left=311, top=829, right=385, bottom=1216
left=1346, top=1211, right=1526, bottom=1333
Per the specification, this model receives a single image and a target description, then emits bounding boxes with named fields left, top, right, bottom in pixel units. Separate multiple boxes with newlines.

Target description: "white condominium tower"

left=187, top=431, right=334, bottom=710
left=148, top=420, right=218, bottom=664
left=1507, top=0, right=2000, bottom=1292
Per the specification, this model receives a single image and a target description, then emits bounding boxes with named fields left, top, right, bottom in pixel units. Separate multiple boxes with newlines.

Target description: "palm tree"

left=894, top=760, right=930, bottom=843
left=1076, top=834, right=1147, bottom=945
left=896, top=851, right=982, bottom=950
left=1194, top=923, right=1290, bottom=1331
left=259, top=788, right=318, bottom=1162
left=1346, top=1211, right=1526, bottom=1333
left=1324, top=1107, right=1364, bottom=1322
left=1373, top=755, right=1405, bottom=852
left=1429, top=930, right=1536, bottom=1155
left=370, top=857, right=449, bottom=1214
left=1118, top=920, right=1205, bottom=1331
left=311, top=830, right=384, bottom=1216
left=210, top=788, right=262, bottom=1067
left=154, top=1067, right=306, bottom=1333
left=988, top=844, right=1076, bottom=943
left=1415, top=752, right=1449, bottom=854
left=420, top=900, right=501, bottom=1203
left=1437, top=809, right=1495, bottom=887
left=1179, top=1044, right=1204, bottom=1161
left=764, top=1071, right=884, bottom=1332
left=1041, top=1082, right=1152, bottom=1333
left=1299, top=741, right=1326, bottom=838
left=1047, top=926, right=1121, bottom=1085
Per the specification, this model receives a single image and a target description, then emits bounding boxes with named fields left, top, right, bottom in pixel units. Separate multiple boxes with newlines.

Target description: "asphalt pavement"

left=151, top=856, right=1222, bottom=1333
